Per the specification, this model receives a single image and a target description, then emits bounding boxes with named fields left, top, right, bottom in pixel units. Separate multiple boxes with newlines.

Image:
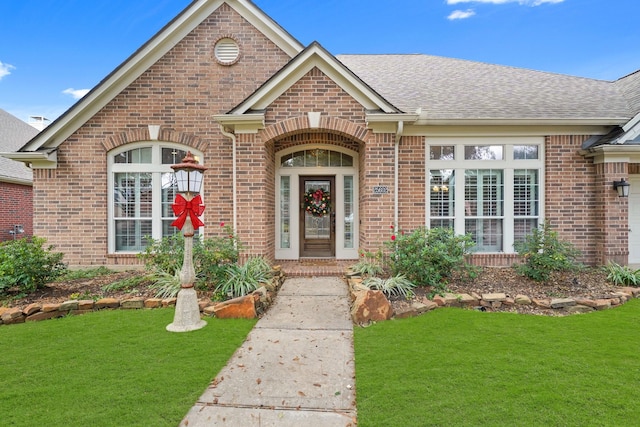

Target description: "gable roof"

left=8, top=0, right=303, bottom=167
left=215, top=42, right=400, bottom=131
left=0, top=109, right=38, bottom=184
left=338, top=54, right=632, bottom=124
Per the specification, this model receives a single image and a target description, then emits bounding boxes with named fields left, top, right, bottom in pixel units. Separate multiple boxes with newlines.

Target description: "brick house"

left=0, top=109, right=38, bottom=242
left=4, top=0, right=640, bottom=268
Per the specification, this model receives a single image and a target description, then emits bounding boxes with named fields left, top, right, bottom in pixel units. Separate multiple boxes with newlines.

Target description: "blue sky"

left=1, top=0, right=638, bottom=124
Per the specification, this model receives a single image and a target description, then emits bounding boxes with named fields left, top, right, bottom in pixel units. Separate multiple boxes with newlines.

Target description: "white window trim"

left=426, top=137, right=544, bottom=254
left=107, top=142, right=204, bottom=254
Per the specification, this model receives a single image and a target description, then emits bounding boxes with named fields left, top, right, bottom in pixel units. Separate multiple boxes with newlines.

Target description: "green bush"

left=362, top=275, right=416, bottom=299
left=385, top=227, right=475, bottom=292
left=350, top=249, right=385, bottom=277
left=514, top=221, right=582, bottom=282
left=603, top=262, right=640, bottom=287
left=139, top=225, right=241, bottom=288
left=217, top=256, right=273, bottom=299
left=0, top=237, right=67, bottom=295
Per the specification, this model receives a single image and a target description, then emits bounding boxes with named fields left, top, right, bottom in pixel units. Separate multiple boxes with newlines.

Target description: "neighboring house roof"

left=337, top=54, right=633, bottom=122
left=0, top=109, right=37, bottom=185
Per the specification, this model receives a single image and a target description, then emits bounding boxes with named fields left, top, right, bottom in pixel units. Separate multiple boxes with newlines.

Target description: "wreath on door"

left=304, top=188, right=331, bottom=217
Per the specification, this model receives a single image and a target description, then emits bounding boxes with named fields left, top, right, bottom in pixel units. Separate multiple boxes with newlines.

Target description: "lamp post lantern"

left=166, top=151, right=208, bottom=332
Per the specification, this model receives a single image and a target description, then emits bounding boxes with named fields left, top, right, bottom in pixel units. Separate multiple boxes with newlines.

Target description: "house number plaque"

left=373, top=186, right=389, bottom=194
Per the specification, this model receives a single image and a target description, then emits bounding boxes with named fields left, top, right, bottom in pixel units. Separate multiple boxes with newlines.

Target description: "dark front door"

left=300, top=176, right=335, bottom=257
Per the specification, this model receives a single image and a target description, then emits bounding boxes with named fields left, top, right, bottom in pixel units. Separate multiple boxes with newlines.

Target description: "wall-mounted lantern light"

left=613, top=178, right=630, bottom=198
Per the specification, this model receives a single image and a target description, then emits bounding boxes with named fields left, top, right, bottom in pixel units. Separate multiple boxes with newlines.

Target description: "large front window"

left=427, top=139, right=543, bottom=253
left=109, top=144, right=198, bottom=253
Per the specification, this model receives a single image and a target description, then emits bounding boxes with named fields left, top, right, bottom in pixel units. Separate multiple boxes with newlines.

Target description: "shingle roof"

left=615, top=70, right=640, bottom=117
left=0, top=109, right=38, bottom=183
left=337, top=54, right=632, bottom=120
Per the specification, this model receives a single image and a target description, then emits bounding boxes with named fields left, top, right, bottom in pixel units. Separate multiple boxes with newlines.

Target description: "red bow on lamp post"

left=171, top=194, right=206, bottom=230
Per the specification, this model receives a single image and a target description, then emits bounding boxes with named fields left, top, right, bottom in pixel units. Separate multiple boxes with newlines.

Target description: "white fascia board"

left=235, top=46, right=397, bottom=114
left=400, top=124, right=613, bottom=138
left=581, top=144, right=640, bottom=164
left=213, top=113, right=265, bottom=133
left=0, top=176, right=32, bottom=186
left=410, top=118, right=629, bottom=127
left=0, top=151, right=57, bottom=169
left=622, top=112, right=640, bottom=132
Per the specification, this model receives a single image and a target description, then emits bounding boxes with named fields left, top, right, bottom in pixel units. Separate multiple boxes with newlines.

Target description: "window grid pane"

left=344, top=176, right=354, bottom=249
left=430, top=170, right=454, bottom=220
left=280, top=176, right=290, bottom=249
left=465, top=169, right=504, bottom=252
left=464, top=145, right=504, bottom=160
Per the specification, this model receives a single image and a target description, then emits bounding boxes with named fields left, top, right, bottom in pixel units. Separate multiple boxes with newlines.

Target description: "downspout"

left=395, top=121, right=403, bottom=231
left=219, top=125, right=237, bottom=234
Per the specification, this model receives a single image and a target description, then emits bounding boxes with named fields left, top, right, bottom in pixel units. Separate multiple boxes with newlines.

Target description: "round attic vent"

left=214, top=38, right=240, bottom=65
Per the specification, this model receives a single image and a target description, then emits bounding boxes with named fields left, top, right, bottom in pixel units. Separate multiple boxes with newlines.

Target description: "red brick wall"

left=32, top=5, right=292, bottom=267
left=0, top=182, right=33, bottom=242
left=398, top=136, right=425, bottom=232
left=545, top=135, right=601, bottom=265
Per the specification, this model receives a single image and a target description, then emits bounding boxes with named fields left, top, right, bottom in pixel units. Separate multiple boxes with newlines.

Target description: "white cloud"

left=447, top=0, right=564, bottom=5
left=0, top=61, right=16, bottom=80
left=62, top=88, right=90, bottom=100
left=448, top=9, right=476, bottom=20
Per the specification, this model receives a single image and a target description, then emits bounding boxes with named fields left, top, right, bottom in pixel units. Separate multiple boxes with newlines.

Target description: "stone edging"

left=0, top=268, right=285, bottom=327
left=347, top=275, right=640, bottom=323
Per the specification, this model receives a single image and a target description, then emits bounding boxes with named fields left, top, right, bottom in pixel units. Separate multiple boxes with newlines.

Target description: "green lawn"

left=0, top=309, right=255, bottom=426
left=354, top=299, right=640, bottom=427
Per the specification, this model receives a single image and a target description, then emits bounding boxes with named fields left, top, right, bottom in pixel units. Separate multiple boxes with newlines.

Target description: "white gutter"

left=395, top=121, right=403, bottom=232
left=219, top=125, right=238, bottom=234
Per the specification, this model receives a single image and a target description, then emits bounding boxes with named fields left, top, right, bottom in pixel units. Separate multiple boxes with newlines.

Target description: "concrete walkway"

left=181, top=277, right=357, bottom=426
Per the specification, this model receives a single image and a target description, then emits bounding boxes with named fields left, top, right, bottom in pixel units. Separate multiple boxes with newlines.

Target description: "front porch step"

left=279, top=260, right=353, bottom=277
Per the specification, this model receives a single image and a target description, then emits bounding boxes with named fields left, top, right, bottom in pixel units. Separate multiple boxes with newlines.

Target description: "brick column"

left=359, top=132, right=396, bottom=252
left=594, top=162, right=629, bottom=265
left=235, top=133, right=275, bottom=261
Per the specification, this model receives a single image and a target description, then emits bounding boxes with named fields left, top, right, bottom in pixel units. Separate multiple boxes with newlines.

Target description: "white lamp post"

left=166, top=151, right=208, bottom=332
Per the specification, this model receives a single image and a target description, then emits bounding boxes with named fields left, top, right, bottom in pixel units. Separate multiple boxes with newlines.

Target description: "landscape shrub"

left=0, top=237, right=67, bottom=296
left=385, top=227, right=475, bottom=292
left=514, top=221, right=582, bottom=282
left=603, top=262, right=640, bottom=287
left=139, top=225, right=241, bottom=289
left=351, top=249, right=385, bottom=277
left=362, top=275, right=416, bottom=299
left=217, top=256, right=273, bottom=299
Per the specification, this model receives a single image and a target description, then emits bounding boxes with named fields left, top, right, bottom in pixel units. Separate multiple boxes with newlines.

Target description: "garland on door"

left=303, top=188, right=331, bottom=217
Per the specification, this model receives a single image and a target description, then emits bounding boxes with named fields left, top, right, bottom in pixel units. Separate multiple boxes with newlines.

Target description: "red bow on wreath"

left=171, top=194, right=206, bottom=230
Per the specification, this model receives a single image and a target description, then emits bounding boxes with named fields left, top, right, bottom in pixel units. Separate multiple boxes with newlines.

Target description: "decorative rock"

left=394, top=306, right=417, bottom=319
left=350, top=289, right=392, bottom=324
left=575, top=298, right=598, bottom=308
left=567, top=305, right=594, bottom=314
left=550, top=298, right=576, bottom=309
left=532, top=298, right=551, bottom=309
left=60, top=300, right=79, bottom=311
left=78, top=300, right=95, bottom=310
left=443, top=293, right=462, bottom=307
left=471, top=292, right=482, bottom=301
left=95, top=298, right=120, bottom=309
left=42, top=303, right=61, bottom=313
left=618, top=287, right=640, bottom=297
left=491, top=301, right=503, bottom=308
left=482, top=293, right=507, bottom=302
left=26, top=311, right=65, bottom=322
left=144, top=298, right=163, bottom=309
left=504, top=297, right=515, bottom=306
left=202, top=305, right=217, bottom=316
left=121, top=298, right=145, bottom=309
left=23, top=303, right=42, bottom=316
left=432, top=295, right=447, bottom=307
left=198, top=300, right=210, bottom=311
left=515, top=295, right=531, bottom=305
left=1, top=307, right=24, bottom=324
left=594, top=299, right=612, bottom=310
left=162, top=298, right=177, bottom=307
left=456, top=294, right=479, bottom=306
left=213, top=294, right=258, bottom=319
